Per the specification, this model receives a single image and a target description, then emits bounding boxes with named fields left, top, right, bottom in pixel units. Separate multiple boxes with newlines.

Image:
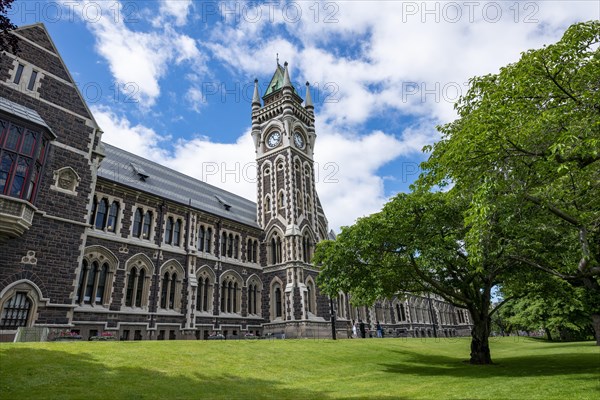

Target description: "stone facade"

left=0, top=24, right=472, bottom=342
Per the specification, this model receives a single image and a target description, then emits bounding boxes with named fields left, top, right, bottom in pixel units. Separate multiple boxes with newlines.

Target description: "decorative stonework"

left=21, top=250, right=38, bottom=265
left=119, top=245, right=129, bottom=254
left=153, top=250, right=164, bottom=261
left=51, top=167, right=80, bottom=195
left=0, top=195, right=37, bottom=240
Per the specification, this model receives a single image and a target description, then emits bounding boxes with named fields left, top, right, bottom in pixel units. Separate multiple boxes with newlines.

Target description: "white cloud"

left=64, top=1, right=204, bottom=106
left=159, top=0, right=193, bottom=26
left=85, top=1, right=598, bottom=231
left=92, top=105, right=170, bottom=161
left=206, top=1, right=598, bottom=126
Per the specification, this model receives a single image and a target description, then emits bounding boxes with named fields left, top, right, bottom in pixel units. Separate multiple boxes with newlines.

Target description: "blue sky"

left=9, top=0, right=599, bottom=230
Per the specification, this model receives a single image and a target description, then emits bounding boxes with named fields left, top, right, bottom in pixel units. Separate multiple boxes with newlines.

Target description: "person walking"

left=352, top=320, right=358, bottom=338
left=376, top=322, right=383, bottom=338
left=359, top=320, right=366, bottom=338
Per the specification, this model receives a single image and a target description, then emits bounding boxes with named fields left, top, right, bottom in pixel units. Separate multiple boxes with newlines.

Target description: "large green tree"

left=498, top=275, right=593, bottom=341
left=420, top=21, right=600, bottom=343
left=315, top=190, right=517, bottom=364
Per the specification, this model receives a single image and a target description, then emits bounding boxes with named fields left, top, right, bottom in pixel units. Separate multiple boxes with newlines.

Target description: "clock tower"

left=251, top=62, right=331, bottom=336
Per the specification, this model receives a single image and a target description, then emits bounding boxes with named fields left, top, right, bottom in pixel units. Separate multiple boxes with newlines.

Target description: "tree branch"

left=524, top=194, right=581, bottom=227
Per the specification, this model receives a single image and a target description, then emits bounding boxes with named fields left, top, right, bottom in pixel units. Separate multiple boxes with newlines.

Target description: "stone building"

left=0, top=24, right=471, bottom=341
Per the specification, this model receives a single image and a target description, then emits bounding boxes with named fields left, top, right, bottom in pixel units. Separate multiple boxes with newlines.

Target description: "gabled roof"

left=98, top=143, right=259, bottom=228
left=9, top=23, right=100, bottom=129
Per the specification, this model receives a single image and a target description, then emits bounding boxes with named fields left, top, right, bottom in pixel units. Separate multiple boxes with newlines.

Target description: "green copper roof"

left=263, top=64, right=296, bottom=98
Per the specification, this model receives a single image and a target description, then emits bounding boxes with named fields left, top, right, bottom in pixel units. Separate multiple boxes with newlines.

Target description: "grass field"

left=0, top=337, right=598, bottom=399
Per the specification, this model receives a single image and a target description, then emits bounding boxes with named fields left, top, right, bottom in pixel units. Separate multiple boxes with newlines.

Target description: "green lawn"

left=0, top=337, right=598, bottom=399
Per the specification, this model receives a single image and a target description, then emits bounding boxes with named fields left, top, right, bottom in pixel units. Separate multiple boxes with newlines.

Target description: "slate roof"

left=98, top=143, right=259, bottom=228
left=0, top=96, right=56, bottom=137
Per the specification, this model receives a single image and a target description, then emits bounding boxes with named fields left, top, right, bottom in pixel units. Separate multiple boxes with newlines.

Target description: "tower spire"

left=304, top=81, right=314, bottom=112
left=282, top=61, right=292, bottom=89
left=252, top=78, right=261, bottom=109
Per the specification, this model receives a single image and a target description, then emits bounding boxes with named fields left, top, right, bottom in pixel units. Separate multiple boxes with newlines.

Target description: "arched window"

left=0, top=292, right=31, bottom=328
left=205, top=227, right=213, bottom=253
left=159, top=262, right=184, bottom=311
left=125, top=267, right=148, bottom=308
left=296, top=190, right=303, bottom=216
left=233, top=235, right=240, bottom=259
left=253, top=241, right=258, bottom=263
left=246, top=238, right=252, bottom=261
left=264, top=195, right=271, bottom=218
left=270, top=233, right=282, bottom=264
left=123, top=257, right=152, bottom=309
left=196, top=271, right=214, bottom=313
left=125, top=267, right=136, bottom=307
left=302, top=233, right=312, bottom=263
left=94, top=198, right=108, bottom=229
left=198, top=226, right=205, bottom=251
left=142, top=211, right=152, bottom=239
left=275, top=287, right=283, bottom=318
left=89, top=196, right=97, bottom=225
left=160, top=272, right=170, bottom=309
left=133, top=208, right=143, bottom=237
left=169, top=273, right=177, bottom=308
left=76, top=257, right=113, bottom=306
left=247, top=279, right=261, bottom=315
left=278, top=191, right=285, bottom=214
left=306, top=279, right=316, bottom=315
left=219, top=273, right=241, bottom=314
left=173, top=219, right=181, bottom=246
left=397, top=303, right=406, bottom=322
left=106, top=201, right=119, bottom=232
left=227, top=233, right=234, bottom=258
left=135, top=269, right=145, bottom=307
left=165, top=217, right=174, bottom=244
left=221, top=232, right=227, bottom=256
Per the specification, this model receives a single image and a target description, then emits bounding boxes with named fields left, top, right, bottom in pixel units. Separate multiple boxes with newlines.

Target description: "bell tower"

left=252, top=62, right=329, bottom=331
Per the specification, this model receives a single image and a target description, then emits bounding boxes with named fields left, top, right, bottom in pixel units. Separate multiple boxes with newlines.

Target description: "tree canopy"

left=315, top=190, right=517, bottom=364
left=419, top=20, right=600, bottom=342
left=315, top=20, right=600, bottom=367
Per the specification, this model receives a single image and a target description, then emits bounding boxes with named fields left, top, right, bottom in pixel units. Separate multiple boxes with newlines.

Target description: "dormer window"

left=130, top=162, right=149, bottom=181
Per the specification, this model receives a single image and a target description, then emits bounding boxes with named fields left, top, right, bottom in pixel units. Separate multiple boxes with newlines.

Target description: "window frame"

left=0, top=118, right=51, bottom=203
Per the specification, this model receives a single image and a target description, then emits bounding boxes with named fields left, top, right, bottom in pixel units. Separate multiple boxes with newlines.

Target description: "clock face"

left=294, top=132, right=305, bottom=149
left=266, top=131, right=281, bottom=148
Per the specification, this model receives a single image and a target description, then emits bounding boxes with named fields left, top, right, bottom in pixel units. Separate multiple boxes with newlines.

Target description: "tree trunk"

left=591, top=313, right=600, bottom=346
left=544, top=327, right=553, bottom=341
left=470, top=316, right=492, bottom=364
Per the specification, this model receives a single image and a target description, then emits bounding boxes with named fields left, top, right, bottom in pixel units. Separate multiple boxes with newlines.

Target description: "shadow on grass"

left=380, top=348, right=600, bottom=380
left=0, top=347, right=407, bottom=400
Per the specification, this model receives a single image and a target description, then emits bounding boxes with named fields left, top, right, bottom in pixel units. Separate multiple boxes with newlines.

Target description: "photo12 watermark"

left=5, top=1, right=341, bottom=26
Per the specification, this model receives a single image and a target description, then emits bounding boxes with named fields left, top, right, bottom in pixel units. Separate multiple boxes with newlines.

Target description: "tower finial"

left=252, top=78, right=261, bottom=108
left=282, top=62, right=292, bottom=89
left=305, top=81, right=314, bottom=111
left=276, top=53, right=279, bottom=66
